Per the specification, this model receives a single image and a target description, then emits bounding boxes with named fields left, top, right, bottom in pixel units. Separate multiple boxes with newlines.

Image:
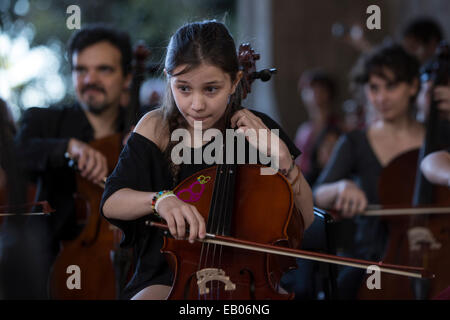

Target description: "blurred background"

left=0, top=0, right=449, bottom=137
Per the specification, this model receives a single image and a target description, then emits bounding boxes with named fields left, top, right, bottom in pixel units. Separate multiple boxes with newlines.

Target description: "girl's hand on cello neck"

left=230, top=109, right=293, bottom=171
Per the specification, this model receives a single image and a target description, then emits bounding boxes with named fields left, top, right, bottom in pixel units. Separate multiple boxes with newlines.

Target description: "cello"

left=0, top=169, right=7, bottom=221
left=145, top=44, right=431, bottom=300
left=0, top=104, right=55, bottom=299
left=357, top=43, right=450, bottom=300
left=409, top=41, right=450, bottom=299
left=148, top=43, right=301, bottom=299
left=49, top=134, right=123, bottom=299
left=0, top=166, right=55, bottom=300
left=0, top=102, right=25, bottom=223
left=49, top=42, right=151, bottom=299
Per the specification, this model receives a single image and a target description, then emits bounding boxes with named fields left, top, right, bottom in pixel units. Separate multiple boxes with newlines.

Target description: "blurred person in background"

left=294, top=70, right=342, bottom=185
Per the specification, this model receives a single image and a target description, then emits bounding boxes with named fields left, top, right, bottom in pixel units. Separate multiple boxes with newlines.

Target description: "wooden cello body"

left=50, top=134, right=123, bottom=299
left=358, top=149, right=450, bottom=299
left=160, top=164, right=304, bottom=299
left=358, top=42, right=450, bottom=300
left=0, top=175, right=6, bottom=226
left=49, top=41, right=151, bottom=299
left=154, top=42, right=302, bottom=299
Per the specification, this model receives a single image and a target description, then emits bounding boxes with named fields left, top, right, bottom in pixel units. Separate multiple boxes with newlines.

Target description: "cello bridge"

left=407, top=227, right=442, bottom=251
left=196, top=268, right=236, bottom=295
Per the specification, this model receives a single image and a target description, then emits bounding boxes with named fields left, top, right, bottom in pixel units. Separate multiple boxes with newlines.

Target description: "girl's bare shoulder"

left=134, top=108, right=169, bottom=150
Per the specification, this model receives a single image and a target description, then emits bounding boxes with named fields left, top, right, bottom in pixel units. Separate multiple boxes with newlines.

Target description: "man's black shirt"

left=15, top=103, right=126, bottom=241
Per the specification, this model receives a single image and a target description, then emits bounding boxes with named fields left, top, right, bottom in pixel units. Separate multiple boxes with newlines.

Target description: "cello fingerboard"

left=207, top=163, right=236, bottom=237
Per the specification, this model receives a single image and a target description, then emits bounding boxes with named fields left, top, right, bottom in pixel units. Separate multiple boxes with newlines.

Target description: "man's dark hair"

left=402, top=17, right=443, bottom=45
left=67, top=24, right=132, bottom=75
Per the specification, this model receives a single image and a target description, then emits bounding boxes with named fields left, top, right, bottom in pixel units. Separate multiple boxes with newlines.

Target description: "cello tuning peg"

left=252, top=68, right=277, bottom=82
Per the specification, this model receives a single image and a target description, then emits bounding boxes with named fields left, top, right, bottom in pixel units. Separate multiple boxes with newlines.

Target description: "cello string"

left=212, top=162, right=235, bottom=299
left=197, top=235, right=207, bottom=300
left=213, top=163, right=230, bottom=299
left=214, top=163, right=231, bottom=299
left=216, top=163, right=235, bottom=299
left=197, top=171, right=215, bottom=299
left=210, top=163, right=229, bottom=299
left=197, top=164, right=223, bottom=299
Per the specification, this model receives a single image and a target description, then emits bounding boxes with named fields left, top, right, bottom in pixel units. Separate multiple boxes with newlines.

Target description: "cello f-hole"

left=240, top=268, right=256, bottom=300
left=183, top=272, right=196, bottom=299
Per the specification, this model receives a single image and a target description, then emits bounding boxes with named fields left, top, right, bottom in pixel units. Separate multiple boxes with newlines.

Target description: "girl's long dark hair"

left=161, top=20, right=243, bottom=186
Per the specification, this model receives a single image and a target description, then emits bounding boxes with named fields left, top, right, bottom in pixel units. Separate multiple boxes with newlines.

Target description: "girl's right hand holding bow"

left=154, top=193, right=206, bottom=243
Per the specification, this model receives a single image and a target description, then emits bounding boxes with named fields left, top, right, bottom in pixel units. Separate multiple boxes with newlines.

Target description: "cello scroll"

left=238, top=43, right=277, bottom=99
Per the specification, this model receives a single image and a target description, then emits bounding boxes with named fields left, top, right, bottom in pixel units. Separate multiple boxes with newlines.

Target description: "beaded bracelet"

left=155, top=192, right=177, bottom=213
left=290, top=166, right=301, bottom=187
left=151, top=190, right=174, bottom=215
left=279, top=155, right=295, bottom=177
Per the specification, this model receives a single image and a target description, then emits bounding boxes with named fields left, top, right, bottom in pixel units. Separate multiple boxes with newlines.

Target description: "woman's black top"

left=314, top=130, right=389, bottom=260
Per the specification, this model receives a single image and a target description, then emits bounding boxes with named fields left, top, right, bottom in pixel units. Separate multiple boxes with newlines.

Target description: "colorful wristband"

left=151, top=190, right=174, bottom=215
left=155, top=193, right=177, bottom=213
left=290, top=166, right=301, bottom=187
left=279, top=155, right=295, bottom=177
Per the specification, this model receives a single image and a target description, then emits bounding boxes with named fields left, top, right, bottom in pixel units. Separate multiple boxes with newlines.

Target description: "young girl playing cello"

left=101, top=20, right=314, bottom=300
